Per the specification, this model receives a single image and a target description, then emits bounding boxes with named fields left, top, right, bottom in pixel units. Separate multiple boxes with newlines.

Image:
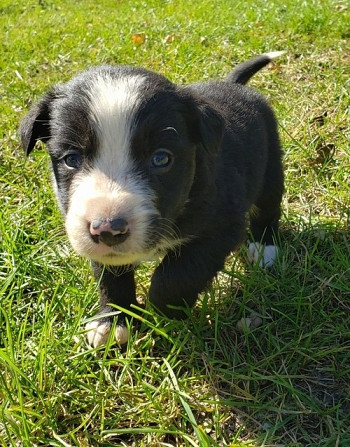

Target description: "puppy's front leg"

left=149, top=238, right=234, bottom=318
left=85, top=262, right=137, bottom=347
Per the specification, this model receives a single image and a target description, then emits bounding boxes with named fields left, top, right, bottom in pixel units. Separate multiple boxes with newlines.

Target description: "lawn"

left=0, top=0, right=349, bottom=445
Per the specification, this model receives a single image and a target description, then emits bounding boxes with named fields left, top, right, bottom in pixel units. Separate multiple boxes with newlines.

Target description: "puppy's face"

left=21, top=66, right=223, bottom=265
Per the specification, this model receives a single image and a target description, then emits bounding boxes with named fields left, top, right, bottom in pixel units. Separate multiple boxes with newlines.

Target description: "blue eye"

left=64, top=153, right=83, bottom=169
left=151, top=149, right=173, bottom=169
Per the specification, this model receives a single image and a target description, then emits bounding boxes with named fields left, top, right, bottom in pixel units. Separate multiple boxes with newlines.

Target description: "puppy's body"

left=20, top=53, right=284, bottom=346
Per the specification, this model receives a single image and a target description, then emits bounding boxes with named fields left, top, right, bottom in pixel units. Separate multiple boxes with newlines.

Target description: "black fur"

left=20, top=53, right=284, bottom=343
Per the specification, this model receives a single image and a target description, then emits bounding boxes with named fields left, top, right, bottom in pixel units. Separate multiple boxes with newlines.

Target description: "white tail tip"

left=264, top=50, right=286, bottom=61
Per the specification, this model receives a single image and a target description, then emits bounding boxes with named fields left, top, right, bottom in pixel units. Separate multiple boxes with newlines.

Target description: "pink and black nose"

left=90, top=217, right=129, bottom=246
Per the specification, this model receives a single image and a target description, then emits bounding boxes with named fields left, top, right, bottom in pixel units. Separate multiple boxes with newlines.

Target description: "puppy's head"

left=20, top=66, right=223, bottom=265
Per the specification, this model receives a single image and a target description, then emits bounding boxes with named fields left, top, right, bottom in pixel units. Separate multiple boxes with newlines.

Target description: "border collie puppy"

left=20, top=52, right=284, bottom=347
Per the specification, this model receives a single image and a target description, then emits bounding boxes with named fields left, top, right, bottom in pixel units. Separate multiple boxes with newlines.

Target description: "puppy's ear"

left=20, top=89, right=57, bottom=156
left=195, top=101, right=224, bottom=155
left=180, top=89, right=224, bottom=155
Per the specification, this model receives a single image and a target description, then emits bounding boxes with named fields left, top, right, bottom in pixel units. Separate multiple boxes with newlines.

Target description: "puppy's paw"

left=114, top=325, right=129, bottom=345
left=85, top=320, right=111, bottom=347
left=248, top=242, right=277, bottom=268
left=85, top=320, right=129, bottom=347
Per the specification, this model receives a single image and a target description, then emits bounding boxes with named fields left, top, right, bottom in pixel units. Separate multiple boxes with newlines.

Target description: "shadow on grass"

left=120, top=220, right=350, bottom=445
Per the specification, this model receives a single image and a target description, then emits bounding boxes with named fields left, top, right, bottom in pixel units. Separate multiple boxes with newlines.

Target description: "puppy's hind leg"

left=248, top=207, right=280, bottom=268
left=248, top=173, right=283, bottom=268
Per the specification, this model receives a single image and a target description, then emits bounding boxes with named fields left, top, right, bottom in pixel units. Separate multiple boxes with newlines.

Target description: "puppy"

left=20, top=52, right=284, bottom=347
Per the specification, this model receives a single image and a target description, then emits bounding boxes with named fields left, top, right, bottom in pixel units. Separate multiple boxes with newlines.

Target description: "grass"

left=1, top=0, right=349, bottom=445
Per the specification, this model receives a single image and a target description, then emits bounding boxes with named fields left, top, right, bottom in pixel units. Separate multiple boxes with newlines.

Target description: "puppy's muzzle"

left=89, top=217, right=130, bottom=247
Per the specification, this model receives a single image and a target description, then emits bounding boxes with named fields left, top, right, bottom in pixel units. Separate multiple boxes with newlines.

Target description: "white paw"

left=85, top=320, right=111, bottom=347
left=248, top=242, right=277, bottom=268
left=85, top=320, right=129, bottom=347
left=115, top=325, right=129, bottom=345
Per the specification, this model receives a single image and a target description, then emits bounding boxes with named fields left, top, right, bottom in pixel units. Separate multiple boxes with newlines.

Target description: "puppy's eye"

left=64, top=153, right=83, bottom=169
left=151, top=149, right=173, bottom=170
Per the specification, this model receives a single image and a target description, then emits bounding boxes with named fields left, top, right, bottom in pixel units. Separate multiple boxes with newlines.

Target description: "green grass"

left=1, top=0, right=349, bottom=445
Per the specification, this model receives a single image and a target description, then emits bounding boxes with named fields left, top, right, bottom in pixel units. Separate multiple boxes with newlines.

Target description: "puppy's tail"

left=227, top=51, right=285, bottom=85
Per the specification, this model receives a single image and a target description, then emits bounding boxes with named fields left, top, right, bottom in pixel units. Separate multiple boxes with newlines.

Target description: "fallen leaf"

left=310, top=111, right=328, bottom=126
left=335, top=4, right=347, bottom=12
left=236, top=313, right=263, bottom=333
left=236, top=318, right=251, bottom=333
left=315, top=142, right=335, bottom=165
left=132, top=33, right=146, bottom=45
left=163, top=34, right=176, bottom=44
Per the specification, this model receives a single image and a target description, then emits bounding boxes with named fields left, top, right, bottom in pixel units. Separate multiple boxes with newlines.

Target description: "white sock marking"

left=248, top=242, right=277, bottom=268
left=85, top=319, right=129, bottom=347
left=115, top=325, right=129, bottom=345
left=85, top=320, right=111, bottom=347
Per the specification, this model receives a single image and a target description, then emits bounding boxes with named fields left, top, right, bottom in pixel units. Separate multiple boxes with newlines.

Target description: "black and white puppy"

left=20, top=52, right=284, bottom=347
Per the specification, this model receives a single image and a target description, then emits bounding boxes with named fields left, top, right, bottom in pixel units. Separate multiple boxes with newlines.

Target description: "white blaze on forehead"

left=64, top=73, right=162, bottom=265
left=87, top=74, right=146, bottom=178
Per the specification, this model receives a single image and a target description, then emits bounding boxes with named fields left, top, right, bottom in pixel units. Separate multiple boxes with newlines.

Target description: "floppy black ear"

left=195, top=101, right=225, bottom=155
left=20, top=89, right=57, bottom=156
left=180, top=89, right=225, bottom=155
